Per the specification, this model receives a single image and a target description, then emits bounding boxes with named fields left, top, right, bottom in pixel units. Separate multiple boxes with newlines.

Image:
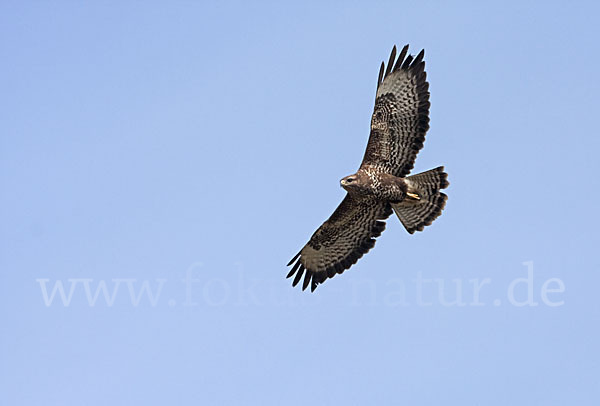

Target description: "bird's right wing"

left=286, top=194, right=392, bottom=292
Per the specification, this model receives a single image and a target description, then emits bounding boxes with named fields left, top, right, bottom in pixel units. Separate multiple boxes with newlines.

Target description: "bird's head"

left=340, top=174, right=359, bottom=191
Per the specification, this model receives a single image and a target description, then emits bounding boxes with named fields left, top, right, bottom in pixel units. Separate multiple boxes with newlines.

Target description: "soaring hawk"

left=287, top=44, right=449, bottom=292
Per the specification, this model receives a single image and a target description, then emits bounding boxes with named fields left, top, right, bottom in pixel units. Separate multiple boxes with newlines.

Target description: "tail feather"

left=393, top=166, right=448, bottom=234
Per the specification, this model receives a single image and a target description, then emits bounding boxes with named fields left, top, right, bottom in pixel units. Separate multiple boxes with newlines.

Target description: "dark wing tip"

left=384, top=45, right=396, bottom=79
left=377, top=61, right=385, bottom=88
left=287, top=251, right=301, bottom=266
left=286, top=259, right=301, bottom=278
left=292, top=264, right=305, bottom=287
left=411, top=49, right=425, bottom=67
left=393, top=44, right=410, bottom=72
left=380, top=44, right=428, bottom=84
left=380, top=44, right=427, bottom=87
left=401, top=54, right=414, bottom=70
left=302, top=269, right=312, bottom=291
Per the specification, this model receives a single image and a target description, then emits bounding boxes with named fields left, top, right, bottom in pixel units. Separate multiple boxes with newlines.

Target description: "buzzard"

left=287, top=44, right=449, bottom=292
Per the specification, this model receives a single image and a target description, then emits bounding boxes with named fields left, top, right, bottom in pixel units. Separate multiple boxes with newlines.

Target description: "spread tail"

left=392, top=166, right=449, bottom=234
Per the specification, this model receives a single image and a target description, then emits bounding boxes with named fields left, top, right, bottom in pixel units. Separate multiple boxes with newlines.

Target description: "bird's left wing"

left=360, top=44, right=431, bottom=177
left=287, top=194, right=392, bottom=292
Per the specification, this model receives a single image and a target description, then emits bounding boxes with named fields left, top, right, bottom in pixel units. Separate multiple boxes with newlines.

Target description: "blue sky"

left=1, top=1, right=599, bottom=405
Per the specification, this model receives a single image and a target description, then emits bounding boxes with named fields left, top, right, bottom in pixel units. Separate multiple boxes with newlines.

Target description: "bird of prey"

left=287, top=44, right=449, bottom=292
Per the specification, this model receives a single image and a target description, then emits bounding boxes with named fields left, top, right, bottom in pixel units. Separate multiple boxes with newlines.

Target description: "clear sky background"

left=1, top=1, right=599, bottom=405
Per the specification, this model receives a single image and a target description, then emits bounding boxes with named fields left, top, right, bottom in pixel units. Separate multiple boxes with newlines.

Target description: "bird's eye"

left=346, top=178, right=353, bottom=183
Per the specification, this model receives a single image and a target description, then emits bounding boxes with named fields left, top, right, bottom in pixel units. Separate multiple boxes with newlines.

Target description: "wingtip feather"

left=286, top=259, right=301, bottom=278
left=393, top=44, right=410, bottom=72
left=384, top=45, right=396, bottom=78
left=302, top=270, right=311, bottom=291
left=292, top=264, right=305, bottom=287
left=287, top=251, right=301, bottom=266
left=377, top=62, right=385, bottom=88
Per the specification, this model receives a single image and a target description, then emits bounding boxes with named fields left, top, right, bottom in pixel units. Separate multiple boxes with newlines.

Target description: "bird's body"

left=287, top=44, right=449, bottom=292
left=342, top=167, right=408, bottom=202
